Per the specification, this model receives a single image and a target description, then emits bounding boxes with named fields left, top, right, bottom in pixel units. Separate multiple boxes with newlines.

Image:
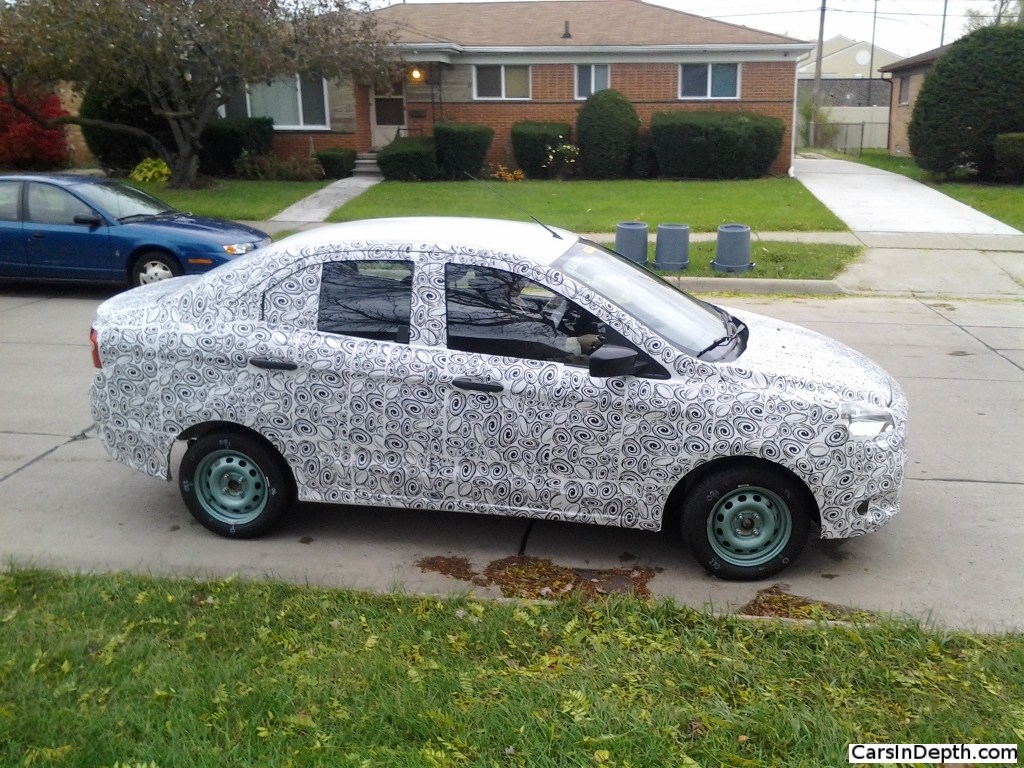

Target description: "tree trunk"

left=168, top=148, right=200, bottom=188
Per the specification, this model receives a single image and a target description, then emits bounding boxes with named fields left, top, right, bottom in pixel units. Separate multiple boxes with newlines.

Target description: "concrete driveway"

left=1, top=284, right=1021, bottom=631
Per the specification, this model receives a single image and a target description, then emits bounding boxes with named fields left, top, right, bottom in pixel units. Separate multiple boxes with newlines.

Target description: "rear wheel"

left=681, top=464, right=811, bottom=581
left=131, top=251, right=181, bottom=286
left=179, top=432, right=293, bottom=538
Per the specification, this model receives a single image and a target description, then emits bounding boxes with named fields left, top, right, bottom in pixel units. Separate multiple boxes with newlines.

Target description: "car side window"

left=26, top=183, right=94, bottom=225
left=318, top=259, right=413, bottom=343
left=445, top=264, right=602, bottom=365
left=0, top=181, right=20, bottom=221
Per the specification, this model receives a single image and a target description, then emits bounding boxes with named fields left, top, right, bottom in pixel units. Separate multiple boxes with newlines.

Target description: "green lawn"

left=2, top=569, right=1020, bottom=768
left=835, top=149, right=1024, bottom=231
left=131, top=179, right=330, bottom=221
left=328, top=178, right=848, bottom=234
left=651, top=241, right=861, bottom=280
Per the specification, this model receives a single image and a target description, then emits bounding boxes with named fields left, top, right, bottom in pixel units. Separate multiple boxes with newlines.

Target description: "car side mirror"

left=588, top=344, right=638, bottom=378
left=73, top=213, right=103, bottom=227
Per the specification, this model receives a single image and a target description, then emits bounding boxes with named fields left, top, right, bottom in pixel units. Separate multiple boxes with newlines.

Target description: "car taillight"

left=90, top=328, right=102, bottom=369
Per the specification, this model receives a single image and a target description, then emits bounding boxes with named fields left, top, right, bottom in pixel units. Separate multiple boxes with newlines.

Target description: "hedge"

left=377, top=136, right=441, bottom=181
left=650, top=111, right=783, bottom=179
left=511, top=122, right=573, bottom=178
left=433, top=122, right=494, bottom=180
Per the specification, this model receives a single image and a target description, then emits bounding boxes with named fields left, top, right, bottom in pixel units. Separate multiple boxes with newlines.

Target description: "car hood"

left=724, top=308, right=893, bottom=406
left=119, top=214, right=269, bottom=244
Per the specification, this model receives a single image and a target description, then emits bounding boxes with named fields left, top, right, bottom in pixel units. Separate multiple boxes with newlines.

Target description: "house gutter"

left=399, top=42, right=814, bottom=64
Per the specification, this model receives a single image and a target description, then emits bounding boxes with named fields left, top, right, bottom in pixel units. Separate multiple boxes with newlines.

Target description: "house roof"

left=878, top=44, right=953, bottom=74
left=375, top=0, right=807, bottom=50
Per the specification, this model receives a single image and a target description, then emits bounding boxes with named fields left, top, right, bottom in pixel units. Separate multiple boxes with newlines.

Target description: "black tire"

left=131, top=251, right=181, bottom=286
left=179, top=432, right=293, bottom=538
left=681, top=463, right=811, bottom=581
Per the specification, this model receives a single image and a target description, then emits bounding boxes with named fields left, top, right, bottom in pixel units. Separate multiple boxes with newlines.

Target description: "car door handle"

left=452, top=377, right=504, bottom=393
left=30, top=233, right=45, bottom=240
left=249, top=357, right=298, bottom=371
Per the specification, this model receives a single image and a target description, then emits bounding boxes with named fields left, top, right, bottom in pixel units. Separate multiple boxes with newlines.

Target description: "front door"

left=371, top=80, right=406, bottom=150
left=24, top=181, right=113, bottom=280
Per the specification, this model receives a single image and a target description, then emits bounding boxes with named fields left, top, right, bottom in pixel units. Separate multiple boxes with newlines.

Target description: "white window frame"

left=473, top=65, right=531, bottom=100
left=678, top=63, right=741, bottom=101
left=234, top=74, right=330, bottom=130
left=898, top=76, right=911, bottom=106
left=575, top=64, right=610, bottom=100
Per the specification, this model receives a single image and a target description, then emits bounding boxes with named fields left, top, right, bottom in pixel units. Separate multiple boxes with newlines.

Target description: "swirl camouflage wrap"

left=90, top=217, right=907, bottom=545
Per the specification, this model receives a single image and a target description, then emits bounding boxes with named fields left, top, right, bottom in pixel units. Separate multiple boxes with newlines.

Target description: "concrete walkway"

left=247, top=158, right=1024, bottom=300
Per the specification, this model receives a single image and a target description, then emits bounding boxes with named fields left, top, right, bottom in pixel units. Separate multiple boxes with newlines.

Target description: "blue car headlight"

left=222, top=242, right=258, bottom=255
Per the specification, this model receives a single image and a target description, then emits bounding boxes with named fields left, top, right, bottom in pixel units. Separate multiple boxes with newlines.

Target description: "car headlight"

left=222, top=242, right=257, bottom=255
left=841, top=401, right=895, bottom=439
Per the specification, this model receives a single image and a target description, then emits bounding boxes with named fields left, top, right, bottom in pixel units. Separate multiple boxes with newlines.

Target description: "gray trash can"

left=653, top=223, right=690, bottom=271
left=711, top=223, right=754, bottom=273
left=615, top=221, right=648, bottom=265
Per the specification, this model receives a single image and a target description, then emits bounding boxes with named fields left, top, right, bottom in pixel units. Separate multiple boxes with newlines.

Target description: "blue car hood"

left=119, top=214, right=268, bottom=244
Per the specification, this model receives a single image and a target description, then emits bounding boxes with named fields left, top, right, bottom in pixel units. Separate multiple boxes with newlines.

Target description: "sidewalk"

left=245, top=158, right=1024, bottom=300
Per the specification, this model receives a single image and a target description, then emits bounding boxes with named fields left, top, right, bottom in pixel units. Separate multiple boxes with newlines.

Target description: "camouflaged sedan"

left=90, top=217, right=908, bottom=580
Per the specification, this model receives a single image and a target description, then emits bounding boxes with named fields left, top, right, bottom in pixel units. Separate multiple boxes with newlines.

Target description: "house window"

left=898, top=76, right=910, bottom=106
left=474, top=65, right=530, bottom=100
left=225, top=74, right=329, bottom=129
left=576, top=64, right=610, bottom=100
left=679, top=63, right=740, bottom=99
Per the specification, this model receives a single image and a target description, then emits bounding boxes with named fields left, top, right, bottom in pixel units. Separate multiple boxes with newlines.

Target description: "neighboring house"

left=878, top=45, right=953, bottom=157
left=795, top=35, right=900, bottom=149
left=229, top=0, right=813, bottom=176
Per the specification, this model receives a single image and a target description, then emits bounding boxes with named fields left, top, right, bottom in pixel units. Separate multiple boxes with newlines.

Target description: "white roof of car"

left=275, top=217, right=579, bottom=267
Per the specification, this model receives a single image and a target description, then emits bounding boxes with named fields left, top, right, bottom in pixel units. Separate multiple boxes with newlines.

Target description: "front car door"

left=24, top=181, right=113, bottom=280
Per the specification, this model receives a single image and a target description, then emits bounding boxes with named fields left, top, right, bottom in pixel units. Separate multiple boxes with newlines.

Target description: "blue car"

left=0, top=174, right=270, bottom=286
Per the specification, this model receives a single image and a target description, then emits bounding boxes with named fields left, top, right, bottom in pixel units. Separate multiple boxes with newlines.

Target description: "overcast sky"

left=381, top=0, right=993, bottom=58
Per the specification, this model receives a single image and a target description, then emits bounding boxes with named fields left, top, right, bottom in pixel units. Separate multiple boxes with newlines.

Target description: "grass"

left=832, top=149, right=1024, bottom=231
left=1, top=569, right=1021, bottom=768
left=327, top=178, right=848, bottom=234
left=649, top=241, right=861, bottom=280
left=131, top=179, right=330, bottom=221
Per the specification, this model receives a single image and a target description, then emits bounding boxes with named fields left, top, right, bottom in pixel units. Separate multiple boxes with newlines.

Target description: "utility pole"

left=811, top=0, right=826, bottom=146
left=867, top=0, right=878, bottom=106
left=941, top=0, right=948, bottom=44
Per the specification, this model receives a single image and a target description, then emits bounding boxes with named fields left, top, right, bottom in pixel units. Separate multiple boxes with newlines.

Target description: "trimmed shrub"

left=576, top=89, right=639, bottom=180
left=316, top=148, right=357, bottom=179
left=198, top=118, right=274, bottom=177
left=995, top=133, right=1024, bottom=183
left=909, top=25, right=1024, bottom=180
left=511, top=121, right=572, bottom=178
left=377, top=136, right=441, bottom=181
left=233, top=151, right=324, bottom=181
left=129, top=157, right=171, bottom=184
left=433, top=122, right=494, bottom=180
left=0, top=86, right=68, bottom=170
left=79, top=85, right=171, bottom=174
left=632, top=129, right=660, bottom=179
left=650, top=111, right=783, bottom=179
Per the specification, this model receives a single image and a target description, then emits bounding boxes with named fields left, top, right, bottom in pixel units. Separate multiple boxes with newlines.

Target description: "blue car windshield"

left=554, top=239, right=730, bottom=358
left=72, top=181, right=176, bottom=221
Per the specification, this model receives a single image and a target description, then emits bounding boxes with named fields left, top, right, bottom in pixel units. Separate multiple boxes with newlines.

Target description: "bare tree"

left=0, top=0, right=396, bottom=186
left=965, top=0, right=1024, bottom=32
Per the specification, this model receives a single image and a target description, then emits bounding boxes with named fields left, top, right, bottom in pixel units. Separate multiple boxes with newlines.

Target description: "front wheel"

left=681, top=464, right=811, bottom=581
left=131, top=251, right=181, bottom=286
left=179, top=432, right=293, bottom=538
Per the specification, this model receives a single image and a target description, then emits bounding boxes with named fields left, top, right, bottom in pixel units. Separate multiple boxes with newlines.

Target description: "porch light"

left=408, top=66, right=425, bottom=84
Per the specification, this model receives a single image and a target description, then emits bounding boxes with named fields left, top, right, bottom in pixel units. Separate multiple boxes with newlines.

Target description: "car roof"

left=0, top=172, right=114, bottom=187
left=275, top=217, right=579, bottom=268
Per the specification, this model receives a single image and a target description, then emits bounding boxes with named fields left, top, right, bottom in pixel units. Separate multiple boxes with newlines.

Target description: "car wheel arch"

left=177, top=422, right=296, bottom=490
left=128, top=247, right=182, bottom=285
left=664, top=455, right=820, bottom=530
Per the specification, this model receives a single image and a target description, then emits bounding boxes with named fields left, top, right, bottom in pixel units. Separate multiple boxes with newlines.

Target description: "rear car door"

left=24, top=181, right=114, bottom=280
left=0, top=180, right=27, bottom=277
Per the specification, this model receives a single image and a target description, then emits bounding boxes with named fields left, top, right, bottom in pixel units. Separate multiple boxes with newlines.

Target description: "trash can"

left=711, top=223, right=754, bottom=273
left=615, top=221, right=648, bottom=265
left=653, top=223, right=690, bottom=271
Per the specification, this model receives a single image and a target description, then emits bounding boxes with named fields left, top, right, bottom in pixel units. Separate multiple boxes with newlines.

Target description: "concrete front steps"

left=354, top=153, right=382, bottom=177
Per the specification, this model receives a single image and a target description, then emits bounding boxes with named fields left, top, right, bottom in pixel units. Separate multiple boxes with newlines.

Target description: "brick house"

left=878, top=45, right=952, bottom=157
left=237, top=0, right=813, bottom=176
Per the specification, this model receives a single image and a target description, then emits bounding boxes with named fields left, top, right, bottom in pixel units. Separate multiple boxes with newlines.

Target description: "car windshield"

left=554, top=239, right=731, bottom=358
left=72, top=180, right=176, bottom=221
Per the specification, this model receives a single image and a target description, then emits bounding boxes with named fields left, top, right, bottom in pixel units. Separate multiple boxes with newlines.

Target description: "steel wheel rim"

left=138, top=260, right=173, bottom=284
left=193, top=449, right=268, bottom=525
left=707, top=485, right=792, bottom=566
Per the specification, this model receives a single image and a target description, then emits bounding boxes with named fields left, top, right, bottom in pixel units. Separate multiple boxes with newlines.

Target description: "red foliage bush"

left=0, top=86, right=69, bottom=169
